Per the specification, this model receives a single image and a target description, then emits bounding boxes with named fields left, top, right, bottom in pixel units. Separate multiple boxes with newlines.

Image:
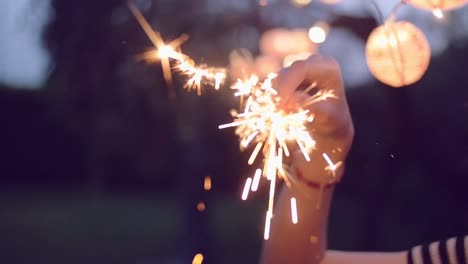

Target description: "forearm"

left=322, top=250, right=406, bottom=264
left=260, top=173, right=335, bottom=264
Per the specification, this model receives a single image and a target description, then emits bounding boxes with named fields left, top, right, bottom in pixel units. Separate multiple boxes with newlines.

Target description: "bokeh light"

left=309, top=22, right=329, bottom=44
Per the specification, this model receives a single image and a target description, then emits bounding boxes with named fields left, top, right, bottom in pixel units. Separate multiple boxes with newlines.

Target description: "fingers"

left=274, top=55, right=345, bottom=105
left=277, top=56, right=351, bottom=137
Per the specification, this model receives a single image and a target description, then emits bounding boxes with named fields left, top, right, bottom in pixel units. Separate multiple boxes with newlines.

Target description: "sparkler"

left=129, top=3, right=341, bottom=240
left=129, top=2, right=227, bottom=95
left=219, top=74, right=338, bottom=239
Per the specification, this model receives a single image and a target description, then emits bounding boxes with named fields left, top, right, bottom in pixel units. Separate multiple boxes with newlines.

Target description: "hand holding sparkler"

left=261, top=56, right=354, bottom=264
left=276, top=55, right=354, bottom=186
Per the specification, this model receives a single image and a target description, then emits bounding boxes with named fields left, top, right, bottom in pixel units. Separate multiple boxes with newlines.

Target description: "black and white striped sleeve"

left=407, top=236, right=467, bottom=264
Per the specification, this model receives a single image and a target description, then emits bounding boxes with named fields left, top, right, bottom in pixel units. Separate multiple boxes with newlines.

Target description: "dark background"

left=0, top=0, right=467, bottom=263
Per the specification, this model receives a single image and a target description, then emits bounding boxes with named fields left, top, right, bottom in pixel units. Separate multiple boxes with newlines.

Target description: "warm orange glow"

left=290, top=29, right=316, bottom=54
left=366, top=21, right=431, bottom=87
left=254, top=55, right=282, bottom=79
left=260, top=28, right=315, bottom=58
left=260, top=29, right=294, bottom=58
left=197, top=202, right=206, bottom=212
left=407, top=0, right=467, bottom=12
left=292, top=0, right=312, bottom=7
left=204, top=176, right=212, bottom=191
left=192, top=253, right=204, bottom=264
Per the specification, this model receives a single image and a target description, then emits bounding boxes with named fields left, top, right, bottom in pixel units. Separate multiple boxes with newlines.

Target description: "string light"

left=308, top=22, right=329, bottom=44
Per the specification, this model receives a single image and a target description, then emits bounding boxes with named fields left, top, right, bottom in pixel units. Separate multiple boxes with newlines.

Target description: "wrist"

left=290, top=149, right=345, bottom=189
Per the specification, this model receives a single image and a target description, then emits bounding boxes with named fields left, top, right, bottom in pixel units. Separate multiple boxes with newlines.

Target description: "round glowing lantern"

left=365, top=21, right=431, bottom=88
left=407, top=0, right=467, bottom=13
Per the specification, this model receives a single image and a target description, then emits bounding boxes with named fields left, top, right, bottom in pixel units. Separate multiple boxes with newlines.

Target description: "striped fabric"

left=408, top=237, right=467, bottom=264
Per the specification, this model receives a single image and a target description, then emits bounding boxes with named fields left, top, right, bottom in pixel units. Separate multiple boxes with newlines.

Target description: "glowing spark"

left=129, top=4, right=227, bottom=95
left=290, top=197, right=298, bottom=224
left=322, top=153, right=343, bottom=177
left=176, top=61, right=207, bottom=95
left=301, top=90, right=337, bottom=108
left=251, top=169, right=262, bottom=191
left=214, top=72, right=226, bottom=90
left=242, top=131, right=259, bottom=148
left=192, top=253, right=204, bottom=264
left=174, top=60, right=227, bottom=95
left=220, top=74, right=336, bottom=227
left=204, top=176, right=212, bottom=191
left=264, top=211, right=273, bottom=240
left=248, top=142, right=263, bottom=165
left=128, top=3, right=188, bottom=89
left=267, top=172, right=277, bottom=213
left=233, top=75, right=260, bottom=97
left=242, top=177, right=253, bottom=200
left=197, top=201, right=206, bottom=212
left=322, top=153, right=336, bottom=170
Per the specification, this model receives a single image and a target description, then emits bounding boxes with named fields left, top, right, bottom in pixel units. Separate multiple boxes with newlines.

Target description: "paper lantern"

left=365, top=21, right=431, bottom=88
left=407, top=0, right=467, bottom=12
